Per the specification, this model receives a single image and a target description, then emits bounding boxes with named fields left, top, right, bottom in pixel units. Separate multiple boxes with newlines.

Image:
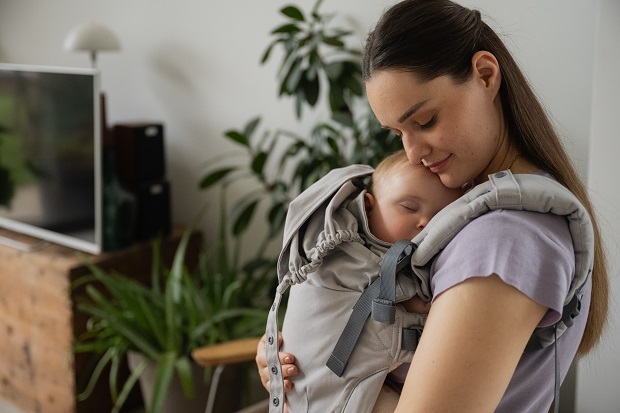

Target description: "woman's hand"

left=256, top=333, right=299, bottom=393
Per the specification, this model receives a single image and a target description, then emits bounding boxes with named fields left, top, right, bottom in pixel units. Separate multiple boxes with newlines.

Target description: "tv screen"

left=0, top=63, right=101, bottom=254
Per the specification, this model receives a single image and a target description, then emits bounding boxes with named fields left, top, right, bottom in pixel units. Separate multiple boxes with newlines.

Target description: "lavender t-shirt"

left=393, top=208, right=591, bottom=412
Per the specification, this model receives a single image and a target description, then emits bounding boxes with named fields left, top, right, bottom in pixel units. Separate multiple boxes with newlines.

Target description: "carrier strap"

left=327, top=241, right=417, bottom=377
left=326, top=276, right=381, bottom=377
left=372, top=240, right=416, bottom=324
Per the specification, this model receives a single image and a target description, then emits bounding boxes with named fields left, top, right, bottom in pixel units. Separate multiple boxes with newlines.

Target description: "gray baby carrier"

left=265, top=165, right=593, bottom=413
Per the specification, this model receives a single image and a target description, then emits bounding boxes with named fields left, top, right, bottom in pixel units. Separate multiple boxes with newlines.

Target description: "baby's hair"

left=367, top=150, right=421, bottom=194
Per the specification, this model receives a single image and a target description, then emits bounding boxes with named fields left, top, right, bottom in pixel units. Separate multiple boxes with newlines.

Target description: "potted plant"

left=73, top=207, right=273, bottom=413
left=199, top=0, right=401, bottom=258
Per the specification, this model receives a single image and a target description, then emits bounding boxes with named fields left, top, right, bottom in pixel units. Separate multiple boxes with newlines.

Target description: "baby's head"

left=365, top=150, right=464, bottom=243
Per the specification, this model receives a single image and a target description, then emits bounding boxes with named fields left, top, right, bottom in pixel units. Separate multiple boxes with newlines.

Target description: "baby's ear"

left=364, top=192, right=375, bottom=212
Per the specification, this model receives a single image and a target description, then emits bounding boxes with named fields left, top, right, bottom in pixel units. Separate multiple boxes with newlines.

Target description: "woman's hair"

left=363, top=0, right=607, bottom=355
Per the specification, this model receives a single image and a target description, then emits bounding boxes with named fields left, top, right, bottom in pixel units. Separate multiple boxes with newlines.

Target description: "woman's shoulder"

left=431, top=208, right=575, bottom=323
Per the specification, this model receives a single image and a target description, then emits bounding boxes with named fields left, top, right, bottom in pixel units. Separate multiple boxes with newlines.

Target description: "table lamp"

left=63, top=22, right=121, bottom=68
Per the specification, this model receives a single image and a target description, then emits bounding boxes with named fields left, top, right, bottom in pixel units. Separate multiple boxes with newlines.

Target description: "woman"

left=256, top=1, right=608, bottom=411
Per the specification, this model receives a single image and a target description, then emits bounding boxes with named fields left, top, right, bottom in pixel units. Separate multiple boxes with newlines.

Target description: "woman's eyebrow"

left=398, top=99, right=429, bottom=123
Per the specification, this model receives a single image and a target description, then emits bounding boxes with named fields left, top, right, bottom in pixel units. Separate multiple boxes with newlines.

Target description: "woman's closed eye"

left=418, top=115, right=437, bottom=130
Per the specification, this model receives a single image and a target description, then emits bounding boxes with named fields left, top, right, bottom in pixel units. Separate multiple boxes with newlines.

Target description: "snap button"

left=272, top=397, right=280, bottom=406
left=268, top=335, right=274, bottom=345
left=271, top=366, right=278, bottom=375
left=495, top=171, right=506, bottom=178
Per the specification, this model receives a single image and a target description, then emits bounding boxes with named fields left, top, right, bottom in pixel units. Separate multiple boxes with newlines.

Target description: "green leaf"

left=285, top=58, right=304, bottom=93
left=267, top=203, right=287, bottom=238
left=198, top=167, right=236, bottom=189
left=302, top=76, right=320, bottom=106
left=148, top=352, right=176, bottom=413
left=77, top=348, right=115, bottom=401
left=343, top=73, right=364, bottom=96
left=322, top=36, right=345, bottom=47
left=224, top=130, right=249, bottom=146
left=174, top=357, right=195, bottom=398
left=331, top=112, right=355, bottom=128
left=328, top=83, right=345, bottom=112
left=324, top=62, right=343, bottom=80
left=271, top=23, right=301, bottom=34
left=326, top=137, right=339, bottom=155
left=232, top=200, right=259, bottom=236
left=251, top=152, right=268, bottom=175
left=281, top=5, right=305, bottom=21
left=243, top=117, right=261, bottom=139
left=112, top=358, right=146, bottom=413
left=260, top=41, right=277, bottom=64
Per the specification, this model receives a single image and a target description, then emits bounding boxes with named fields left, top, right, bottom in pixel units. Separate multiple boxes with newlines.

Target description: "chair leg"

left=205, top=364, right=226, bottom=413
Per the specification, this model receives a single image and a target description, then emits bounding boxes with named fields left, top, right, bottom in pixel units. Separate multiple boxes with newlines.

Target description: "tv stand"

left=0, top=226, right=202, bottom=413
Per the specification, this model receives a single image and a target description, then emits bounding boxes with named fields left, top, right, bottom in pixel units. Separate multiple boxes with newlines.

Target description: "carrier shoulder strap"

left=409, top=170, right=593, bottom=347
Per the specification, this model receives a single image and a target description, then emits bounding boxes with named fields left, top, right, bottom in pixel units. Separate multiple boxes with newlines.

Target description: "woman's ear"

left=364, top=192, right=375, bottom=213
left=471, top=50, right=501, bottom=95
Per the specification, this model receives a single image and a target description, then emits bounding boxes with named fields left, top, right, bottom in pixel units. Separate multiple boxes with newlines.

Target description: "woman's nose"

left=402, top=133, right=430, bottom=165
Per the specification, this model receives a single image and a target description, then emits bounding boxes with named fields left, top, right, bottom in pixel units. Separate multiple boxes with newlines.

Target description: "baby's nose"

left=417, top=216, right=430, bottom=229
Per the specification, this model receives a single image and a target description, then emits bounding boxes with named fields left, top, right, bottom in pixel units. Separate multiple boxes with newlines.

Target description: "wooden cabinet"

left=0, top=227, right=202, bottom=413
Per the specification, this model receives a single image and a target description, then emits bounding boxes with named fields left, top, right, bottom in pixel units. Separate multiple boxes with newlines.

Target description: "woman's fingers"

left=255, top=333, right=298, bottom=392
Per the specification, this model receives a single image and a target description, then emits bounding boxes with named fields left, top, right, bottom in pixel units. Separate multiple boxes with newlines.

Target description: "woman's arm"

left=395, top=274, right=547, bottom=413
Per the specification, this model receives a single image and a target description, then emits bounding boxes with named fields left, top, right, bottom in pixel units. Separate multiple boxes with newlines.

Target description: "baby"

left=276, top=150, right=464, bottom=412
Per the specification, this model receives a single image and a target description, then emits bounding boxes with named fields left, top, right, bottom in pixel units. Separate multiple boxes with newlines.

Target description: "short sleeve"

left=430, top=209, right=575, bottom=326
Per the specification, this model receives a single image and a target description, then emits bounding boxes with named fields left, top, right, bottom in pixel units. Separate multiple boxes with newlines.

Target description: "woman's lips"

left=425, top=155, right=451, bottom=173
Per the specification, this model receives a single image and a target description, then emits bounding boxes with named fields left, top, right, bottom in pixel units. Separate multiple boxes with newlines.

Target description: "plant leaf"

left=243, top=117, right=261, bottom=139
left=147, top=352, right=176, bottom=413
left=271, top=23, right=301, bottom=34
left=174, top=357, right=195, bottom=398
left=232, top=200, right=259, bottom=236
left=302, top=76, right=320, bottom=106
left=199, top=167, right=236, bottom=189
left=322, top=36, right=345, bottom=47
left=281, top=5, right=305, bottom=21
left=224, top=130, right=249, bottom=146
left=251, top=152, right=268, bottom=175
left=112, top=356, right=147, bottom=413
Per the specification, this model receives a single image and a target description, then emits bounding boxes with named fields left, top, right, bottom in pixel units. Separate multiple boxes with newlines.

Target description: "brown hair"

left=363, top=0, right=607, bottom=355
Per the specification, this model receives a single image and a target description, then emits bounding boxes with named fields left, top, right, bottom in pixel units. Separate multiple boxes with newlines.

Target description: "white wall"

left=0, top=0, right=597, bottom=251
left=578, top=0, right=620, bottom=411
left=0, top=0, right=613, bottom=409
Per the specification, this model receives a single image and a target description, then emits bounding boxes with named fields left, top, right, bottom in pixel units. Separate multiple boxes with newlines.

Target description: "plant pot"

left=127, top=352, right=248, bottom=413
left=127, top=352, right=209, bottom=413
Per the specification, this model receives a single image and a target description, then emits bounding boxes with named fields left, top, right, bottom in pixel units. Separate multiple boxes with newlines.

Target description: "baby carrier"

left=264, top=165, right=593, bottom=413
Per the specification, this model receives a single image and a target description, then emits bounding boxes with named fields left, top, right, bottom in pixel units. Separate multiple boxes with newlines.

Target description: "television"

left=0, top=63, right=102, bottom=254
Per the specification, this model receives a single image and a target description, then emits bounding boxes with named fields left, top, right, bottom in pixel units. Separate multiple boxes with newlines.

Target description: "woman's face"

left=365, top=66, right=508, bottom=188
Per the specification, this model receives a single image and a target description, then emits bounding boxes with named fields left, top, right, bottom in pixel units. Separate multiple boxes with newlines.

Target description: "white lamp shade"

left=64, top=22, right=121, bottom=52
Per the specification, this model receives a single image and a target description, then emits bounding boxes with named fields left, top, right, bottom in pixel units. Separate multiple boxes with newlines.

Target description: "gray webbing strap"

left=372, top=240, right=416, bottom=324
left=401, top=327, right=422, bottom=351
left=326, top=277, right=381, bottom=376
left=327, top=240, right=416, bottom=376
